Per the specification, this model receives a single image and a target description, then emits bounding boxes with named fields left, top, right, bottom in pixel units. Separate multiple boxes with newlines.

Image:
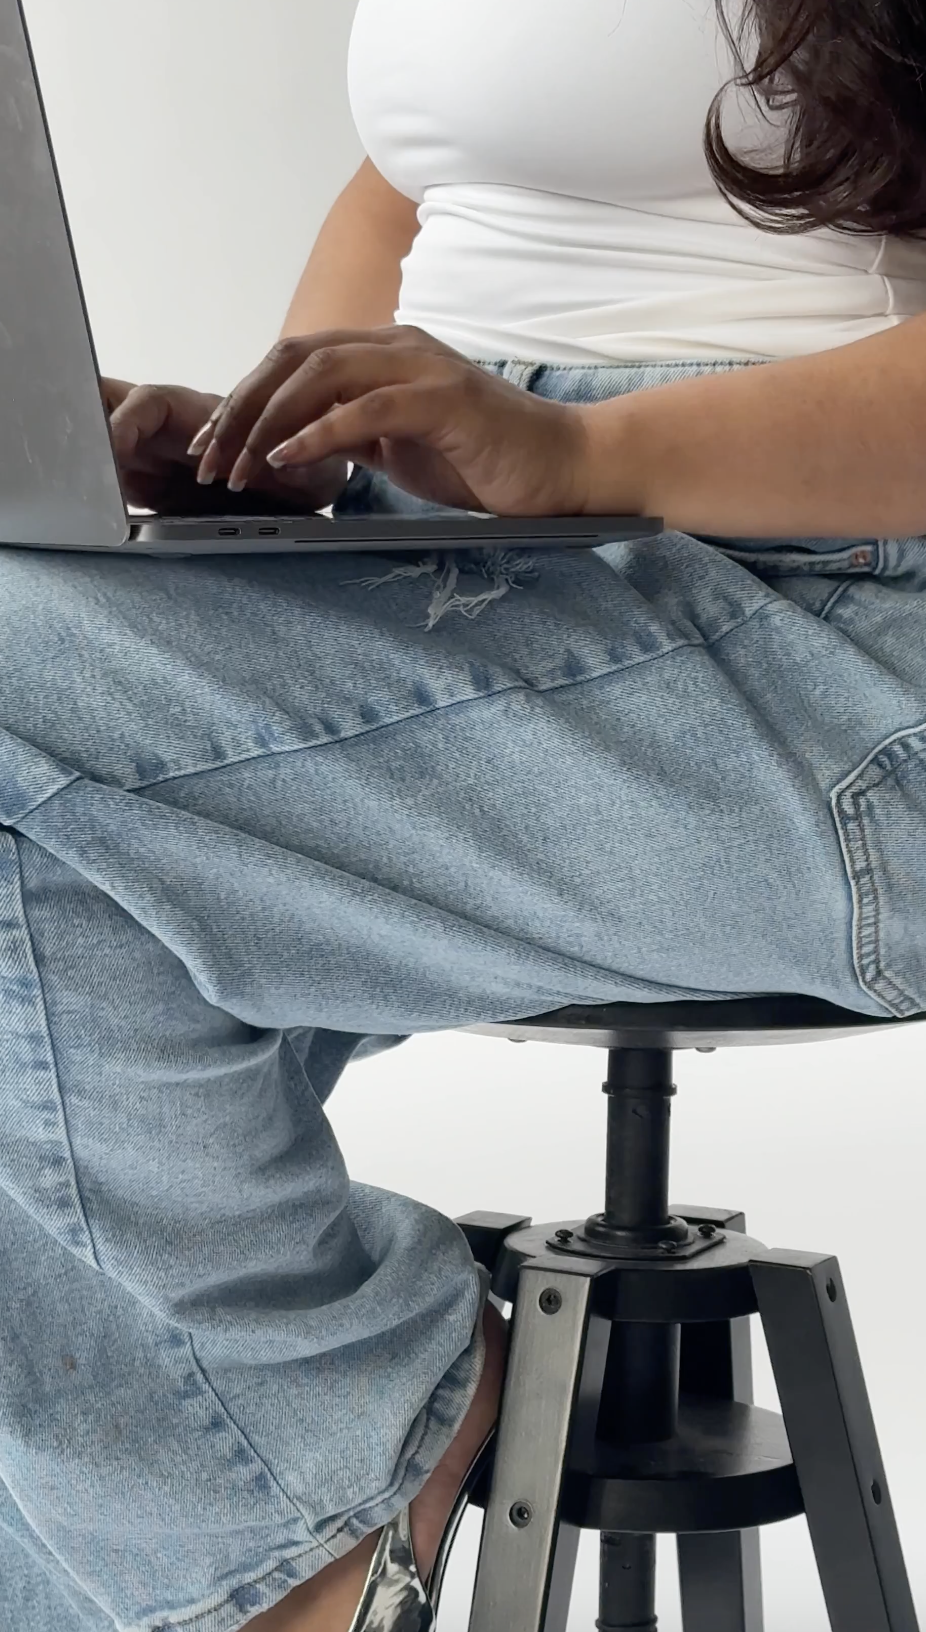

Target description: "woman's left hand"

left=188, top=325, right=596, bottom=516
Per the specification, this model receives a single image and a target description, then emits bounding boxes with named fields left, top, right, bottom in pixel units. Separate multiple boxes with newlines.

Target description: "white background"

left=23, top=0, right=365, bottom=392
left=22, top=2, right=926, bottom=1627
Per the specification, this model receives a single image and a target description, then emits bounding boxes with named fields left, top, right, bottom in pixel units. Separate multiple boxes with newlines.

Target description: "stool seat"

left=465, top=991, right=926, bottom=1050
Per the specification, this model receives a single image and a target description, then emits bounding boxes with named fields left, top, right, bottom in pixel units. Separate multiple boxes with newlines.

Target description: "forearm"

left=280, top=162, right=420, bottom=337
left=578, top=313, right=926, bottom=537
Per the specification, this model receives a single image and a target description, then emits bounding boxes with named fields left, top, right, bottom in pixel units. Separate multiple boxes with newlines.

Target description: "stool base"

left=456, top=1208, right=919, bottom=1632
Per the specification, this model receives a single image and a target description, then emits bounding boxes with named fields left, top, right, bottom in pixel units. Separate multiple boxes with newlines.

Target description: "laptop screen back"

left=0, top=0, right=126, bottom=547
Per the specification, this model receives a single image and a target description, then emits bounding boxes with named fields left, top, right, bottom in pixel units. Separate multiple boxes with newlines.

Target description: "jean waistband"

left=470, top=356, right=766, bottom=388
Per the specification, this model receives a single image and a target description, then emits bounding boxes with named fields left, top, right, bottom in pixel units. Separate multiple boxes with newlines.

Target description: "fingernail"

left=196, top=438, right=220, bottom=485
left=226, top=451, right=252, bottom=493
left=266, top=441, right=294, bottom=468
left=187, top=422, right=214, bottom=457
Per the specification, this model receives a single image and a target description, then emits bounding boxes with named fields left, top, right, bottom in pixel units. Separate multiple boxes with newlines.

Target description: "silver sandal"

left=345, top=1427, right=497, bottom=1632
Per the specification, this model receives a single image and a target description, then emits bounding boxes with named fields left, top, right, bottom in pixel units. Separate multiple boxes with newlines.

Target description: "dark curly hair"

left=704, top=0, right=926, bottom=238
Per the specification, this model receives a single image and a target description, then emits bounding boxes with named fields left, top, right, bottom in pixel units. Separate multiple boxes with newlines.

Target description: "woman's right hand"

left=102, top=378, right=349, bottom=514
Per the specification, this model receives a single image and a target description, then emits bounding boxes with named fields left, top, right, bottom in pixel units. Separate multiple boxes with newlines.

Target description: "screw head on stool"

left=539, top=1287, right=563, bottom=1314
left=509, top=1501, right=533, bottom=1527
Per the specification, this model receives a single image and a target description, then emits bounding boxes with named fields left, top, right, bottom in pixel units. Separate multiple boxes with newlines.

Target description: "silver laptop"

left=0, top=0, right=663, bottom=557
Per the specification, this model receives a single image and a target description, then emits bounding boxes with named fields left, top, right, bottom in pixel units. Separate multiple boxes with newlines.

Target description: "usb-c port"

left=218, top=526, right=240, bottom=537
left=258, top=526, right=280, bottom=536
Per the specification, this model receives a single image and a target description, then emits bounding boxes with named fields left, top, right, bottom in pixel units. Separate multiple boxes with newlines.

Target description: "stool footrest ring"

left=563, top=1396, right=801, bottom=1534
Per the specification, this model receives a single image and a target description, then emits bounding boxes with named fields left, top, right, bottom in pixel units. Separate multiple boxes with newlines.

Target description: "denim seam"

left=118, top=595, right=784, bottom=797
left=180, top=1330, right=325, bottom=1548
left=817, top=578, right=857, bottom=621
left=148, top=1269, right=488, bottom=1629
left=6, top=831, right=101, bottom=1268
left=502, top=591, right=783, bottom=691
left=141, top=1538, right=337, bottom=1632
left=831, top=723, right=926, bottom=1017
left=322, top=1353, right=466, bottom=1552
left=833, top=781, right=914, bottom=1017
left=2, top=770, right=81, bottom=826
left=152, top=1341, right=469, bottom=1632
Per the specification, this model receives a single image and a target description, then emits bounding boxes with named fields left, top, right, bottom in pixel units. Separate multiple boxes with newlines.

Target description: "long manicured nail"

left=196, top=438, right=220, bottom=485
left=226, top=451, right=252, bottom=493
left=187, top=422, right=214, bottom=457
left=187, top=399, right=227, bottom=457
left=266, top=440, right=295, bottom=468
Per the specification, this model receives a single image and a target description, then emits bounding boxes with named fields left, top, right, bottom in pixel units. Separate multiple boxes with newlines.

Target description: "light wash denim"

left=2, top=355, right=926, bottom=1630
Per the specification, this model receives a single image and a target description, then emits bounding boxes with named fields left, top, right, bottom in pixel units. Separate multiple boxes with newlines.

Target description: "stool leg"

left=677, top=1532, right=762, bottom=1632
left=676, top=1209, right=764, bottom=1632
left=752, top=1250, right=919, bottom=1632
left=468, top=1254, right=611, bottom=1632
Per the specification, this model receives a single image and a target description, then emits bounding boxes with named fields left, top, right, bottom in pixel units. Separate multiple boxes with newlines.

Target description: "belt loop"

left=501, top=360, right=543, bottom=391
left=871, top=538, right=892, bottom=576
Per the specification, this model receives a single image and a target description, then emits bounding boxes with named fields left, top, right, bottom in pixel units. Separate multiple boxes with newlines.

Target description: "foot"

left=245, top=1299, right=509, bottom=1631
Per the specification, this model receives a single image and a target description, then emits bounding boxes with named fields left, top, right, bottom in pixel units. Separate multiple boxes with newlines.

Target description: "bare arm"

left=578, top=311, right=926, bottom=536
left=280, top=157, right=421, bottom=337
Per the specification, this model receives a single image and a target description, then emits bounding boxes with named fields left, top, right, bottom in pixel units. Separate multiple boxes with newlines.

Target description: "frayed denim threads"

left=342, top=547, right=541, bottom=629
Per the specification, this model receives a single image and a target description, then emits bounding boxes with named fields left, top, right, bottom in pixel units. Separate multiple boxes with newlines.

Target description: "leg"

left=676, top=1210, right=764, bottom=1632
left=0, top=831, right=488, bottom=1630
left=752, top=1252, right=918, bottom=1632
left=0, top=507, right=920, bottom=1627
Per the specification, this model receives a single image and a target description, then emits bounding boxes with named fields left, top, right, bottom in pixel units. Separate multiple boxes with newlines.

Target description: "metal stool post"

left=593, top=1048, right=678, bottom=1632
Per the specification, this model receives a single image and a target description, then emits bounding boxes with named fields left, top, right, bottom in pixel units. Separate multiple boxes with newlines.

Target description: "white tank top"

left=346, top=0, right=926, bottom=363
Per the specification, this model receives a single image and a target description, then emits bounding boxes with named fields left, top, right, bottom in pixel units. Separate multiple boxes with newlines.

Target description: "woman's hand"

left=187, top=326, right=595, bottom=516
left=102, top=378, right=348, bottom=514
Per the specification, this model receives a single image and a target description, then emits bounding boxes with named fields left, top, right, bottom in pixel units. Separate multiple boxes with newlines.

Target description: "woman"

left=4, top=0, right=926, bottom=1627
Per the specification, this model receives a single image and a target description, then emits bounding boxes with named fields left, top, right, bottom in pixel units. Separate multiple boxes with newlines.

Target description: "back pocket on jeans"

left=832, top=722, right=926, bottom=1016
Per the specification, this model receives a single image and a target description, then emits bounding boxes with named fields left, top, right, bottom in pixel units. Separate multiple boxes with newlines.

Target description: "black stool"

left=454, top=994, right=924, bottom=1632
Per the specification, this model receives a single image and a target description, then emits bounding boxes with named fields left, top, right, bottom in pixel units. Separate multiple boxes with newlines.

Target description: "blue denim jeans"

left=3, top=356, right=926, bottom=1630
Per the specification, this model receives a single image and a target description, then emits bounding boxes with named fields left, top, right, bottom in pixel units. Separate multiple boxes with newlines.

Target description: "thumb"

left=109, top=387, right=173, bottom=463
left=101, top=377, right=136, bottom=415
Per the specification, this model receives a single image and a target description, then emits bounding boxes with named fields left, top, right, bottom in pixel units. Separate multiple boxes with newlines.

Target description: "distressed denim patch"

left=342, top=546, right=540, bottom=629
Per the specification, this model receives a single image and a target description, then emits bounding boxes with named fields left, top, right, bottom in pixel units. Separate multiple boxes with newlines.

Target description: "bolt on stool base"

left=455, top=994, right=925, bottom=1632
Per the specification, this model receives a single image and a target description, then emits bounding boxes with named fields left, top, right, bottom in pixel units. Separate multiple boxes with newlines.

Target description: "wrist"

left=572, top=398, right=647, bottom=518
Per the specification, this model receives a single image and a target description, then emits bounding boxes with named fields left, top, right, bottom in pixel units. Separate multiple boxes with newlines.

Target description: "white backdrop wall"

left=24, top=0, right=364, bottom=392
left=21, top=3, right=926, bottom=1626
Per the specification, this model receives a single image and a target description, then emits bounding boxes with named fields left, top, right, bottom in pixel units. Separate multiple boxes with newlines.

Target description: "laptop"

left=0, top=0, right=663, bottom=558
